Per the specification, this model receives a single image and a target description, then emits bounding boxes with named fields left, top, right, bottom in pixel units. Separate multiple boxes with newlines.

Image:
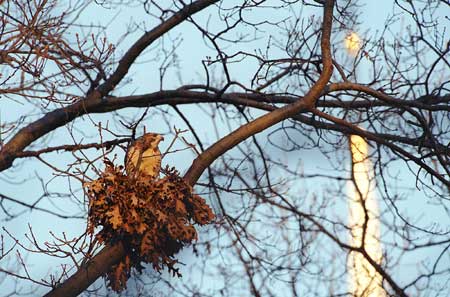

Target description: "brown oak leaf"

left=106, top=205, right=123, bottom=229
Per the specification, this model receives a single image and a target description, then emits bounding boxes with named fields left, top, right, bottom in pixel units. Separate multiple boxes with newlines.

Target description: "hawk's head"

left=140, top=133, right=164, bottom=150
left=125, top=133, right=164, bottom=180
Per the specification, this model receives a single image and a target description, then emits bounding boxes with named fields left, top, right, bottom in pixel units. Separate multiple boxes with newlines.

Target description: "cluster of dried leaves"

left=84, top=159, right=215, bottom=292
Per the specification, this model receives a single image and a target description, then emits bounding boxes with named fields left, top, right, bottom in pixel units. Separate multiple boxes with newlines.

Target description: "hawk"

left=125, top=133, right=164, bottom=180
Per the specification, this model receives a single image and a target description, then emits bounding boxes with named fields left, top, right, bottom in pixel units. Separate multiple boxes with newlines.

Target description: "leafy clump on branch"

left=84, top=159, right=215, bottom=292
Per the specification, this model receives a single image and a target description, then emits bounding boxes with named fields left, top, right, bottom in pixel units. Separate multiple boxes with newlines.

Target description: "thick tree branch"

left=2, top=88, right=447, bottom=172
left=44, top=243, right=126, bottom=297
left=9, top=90, right=447, bottom=169
left=184, top=0, right=335, bottom=184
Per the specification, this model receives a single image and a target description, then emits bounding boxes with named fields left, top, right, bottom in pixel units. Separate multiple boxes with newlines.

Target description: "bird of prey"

left=125, top=133, right=164, bottom=180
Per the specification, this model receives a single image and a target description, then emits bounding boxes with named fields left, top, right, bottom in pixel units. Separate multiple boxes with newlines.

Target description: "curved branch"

left=184, top=0, right=335, bottom=184
left=96, top=0, right=219, bottom=96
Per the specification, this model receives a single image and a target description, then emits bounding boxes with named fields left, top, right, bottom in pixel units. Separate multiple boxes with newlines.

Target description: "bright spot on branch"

left=344, top=32, right=361, bottom=56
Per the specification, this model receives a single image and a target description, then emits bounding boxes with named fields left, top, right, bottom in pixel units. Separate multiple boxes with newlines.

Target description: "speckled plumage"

left=125, top=133, right=164, bottom=180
